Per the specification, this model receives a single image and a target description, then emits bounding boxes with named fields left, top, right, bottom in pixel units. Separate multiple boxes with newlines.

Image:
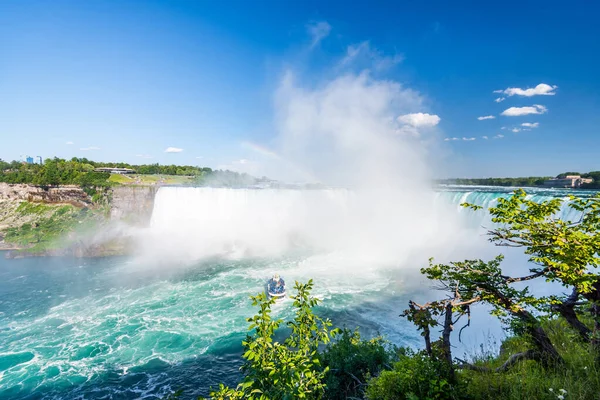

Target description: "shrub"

left=366, top=350, right=464, bottom=400
left=207, top=280, right=338, bottom=400
left=320, top=328, right=394, bottom=399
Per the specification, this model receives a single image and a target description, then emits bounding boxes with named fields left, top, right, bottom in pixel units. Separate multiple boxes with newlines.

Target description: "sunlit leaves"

left=207, top=280, right=338, bottom=400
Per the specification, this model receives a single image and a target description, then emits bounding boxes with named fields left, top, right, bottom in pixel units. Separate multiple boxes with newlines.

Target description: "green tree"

left=463, top=189, right=600, bottom=352
left=404, top=189, right=600, bottom=375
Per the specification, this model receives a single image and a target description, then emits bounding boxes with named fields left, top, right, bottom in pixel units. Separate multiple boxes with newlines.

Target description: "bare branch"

left=458, top=306, right=471, bottom=343
left=502, top=270, right=546, bottom=283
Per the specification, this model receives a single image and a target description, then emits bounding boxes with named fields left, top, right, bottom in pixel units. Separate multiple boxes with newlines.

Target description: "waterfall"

left=142, top=186, right=471, bottom=265
left=434, top=186, right=588, bottom=223
left=141, top=185, right=591, bottom=265
left=148, top=187, right=354, bottom=259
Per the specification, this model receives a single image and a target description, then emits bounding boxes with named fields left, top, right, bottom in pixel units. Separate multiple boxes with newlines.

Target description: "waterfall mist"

left=136, top=71, right=484, bottom=271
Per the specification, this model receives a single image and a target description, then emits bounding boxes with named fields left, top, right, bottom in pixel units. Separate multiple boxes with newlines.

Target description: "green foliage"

left=423, top=256, right=543, bottom=327
left=319, top=328, right=394, bottom=400
left=462, top=318, right=600, bottom=400
left=581, top=171, right=600, bottom=189
left=366, top=350, right=463, bottom=400
left=0, top=157, right=258, bottom=189
left=468, top=189, right=600, bottom=295
left=208, top=280, right=338, bottom=400
left=0, top=158, right=112, bottom=192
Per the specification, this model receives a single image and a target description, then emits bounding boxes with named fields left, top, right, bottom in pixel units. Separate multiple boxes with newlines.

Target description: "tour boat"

left=267, top=274, right=286, bottom=300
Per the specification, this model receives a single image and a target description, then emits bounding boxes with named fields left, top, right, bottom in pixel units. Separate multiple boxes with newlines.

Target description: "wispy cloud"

left=136, top=154, right=153, bottom=159
left=521, top=122, right=539, bottom=128
left=341, top=41, right=404, bottom=70
left=80, top=146, right=100, bottom=151
left=477, top=115, right=495, bottom=120
left=495, top=97, right=505, bottom=103
left=501, top=104, right=547, bottom=117
left=195, top=156, right=203, bottom=159
left=481, top=136, right=489, bottom=140
left=493, top=134, right=504, bottom=139
left=511, top=128, right=521, bottom=133
left=494, top=83, right=557, bottom=97
left=165, top=147, right=183, bottom=153
left=66, top=141, right=74, bottom=145
left=444, top=137, right=475, bottom=142
left=398, top=112, right=440, bottom=128
left=307, top=21, right=331, bottom=48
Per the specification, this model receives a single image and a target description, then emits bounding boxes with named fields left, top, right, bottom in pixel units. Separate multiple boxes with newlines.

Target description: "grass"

left=108, top=174, right=194, bottom=186
left=108, top=173, right=133, bottom=184
left=460, top=318, right=599, bottom=400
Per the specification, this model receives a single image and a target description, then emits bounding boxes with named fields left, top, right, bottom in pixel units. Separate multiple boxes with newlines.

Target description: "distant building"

left=543, top=175, right=593, bottom=188
left=94, top=167, right=136, bottom=175
left=26, top=156, right=34, bottom=164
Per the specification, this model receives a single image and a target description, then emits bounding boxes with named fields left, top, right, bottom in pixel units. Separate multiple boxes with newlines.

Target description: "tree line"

left=0, top=157, right=256, bottom=188
left=440, top=170, right=600, bottom=188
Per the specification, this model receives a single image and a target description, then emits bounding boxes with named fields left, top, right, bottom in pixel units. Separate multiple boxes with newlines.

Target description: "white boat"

left=267, top=274, right=286, bottom=300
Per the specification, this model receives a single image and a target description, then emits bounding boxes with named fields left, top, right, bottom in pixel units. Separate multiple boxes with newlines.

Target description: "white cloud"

left=495, top=83, right=557, bottom=97
left=341, top=41, right=404, bottom=70
left=195, top=156, right=203, bottom=159
left=66, top=141, right=74, bottom=145
left=136, top=154, right=153, bottom=159
left=511, top=128, right=521, bottom=133
left=397, top=112, right=440, bottom=128
left=80, top=146, right=100, bottom=151
left=521, top=122, right=539, bottom=128
left=481, top=136, right=489, bottom=140
left=501, top=104, right=547, bottom=116
left=477, top=115, right=495, bottom=120
left=307, top=21, right=331, bottom=48
left=165, top=147, right=183, bottom=153
left=238, top=159, right=248, bottom=164
left=493, top=134, right=504, bottom=139
left=444, top=137, right=476, bottom=142
left=494, top=97, right=505, bottom=103
left=500, top=126, right=506, bottom=130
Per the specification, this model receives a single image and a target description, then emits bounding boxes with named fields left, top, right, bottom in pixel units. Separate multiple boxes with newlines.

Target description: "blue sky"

left=1, top=0, right=599, bottom=178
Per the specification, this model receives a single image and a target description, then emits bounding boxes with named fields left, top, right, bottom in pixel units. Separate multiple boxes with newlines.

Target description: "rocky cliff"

left=110, top=186, right=158, bottom=226
left=0, top=184, right=159, bottom=256
left=0, top=183, right=91, bottom=206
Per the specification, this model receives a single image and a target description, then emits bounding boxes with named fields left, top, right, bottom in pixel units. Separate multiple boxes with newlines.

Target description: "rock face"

left=0, top=184, right=160, bottom=257
left=109, top=186, right=158, bottom=227
left=0, top=183, right=91, bottom=206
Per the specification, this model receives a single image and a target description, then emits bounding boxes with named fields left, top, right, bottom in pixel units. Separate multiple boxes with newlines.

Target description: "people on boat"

left=268, top=274, right=285, bottom=295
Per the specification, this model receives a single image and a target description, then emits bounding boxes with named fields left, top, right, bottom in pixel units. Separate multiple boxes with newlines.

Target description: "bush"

left=207, top=280, right=338, bottom=400
left=320, top=328, right=394, bottom=399
left=366, top=350, right=464, bottom=400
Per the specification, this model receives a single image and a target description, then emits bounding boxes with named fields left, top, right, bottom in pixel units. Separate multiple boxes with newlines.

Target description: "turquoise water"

left=0, top=254, right=422, bottom=399
left=0, top=186, right=593, bottom=399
